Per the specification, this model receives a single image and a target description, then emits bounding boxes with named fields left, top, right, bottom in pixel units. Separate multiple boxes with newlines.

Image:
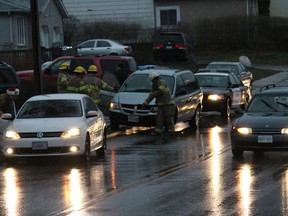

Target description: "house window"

left=53, top=26, right=61, bottom=43
left=156, top=6, right=180, bottom=27
left=16, top=16, right=25, bottom=46
left=41, top=25, right=49, bottom=48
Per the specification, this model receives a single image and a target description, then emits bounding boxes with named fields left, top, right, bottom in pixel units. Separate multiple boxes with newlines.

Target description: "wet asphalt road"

left=1, top=114, right=288, bottom=215
left=1, top=69, right=288, bottom=215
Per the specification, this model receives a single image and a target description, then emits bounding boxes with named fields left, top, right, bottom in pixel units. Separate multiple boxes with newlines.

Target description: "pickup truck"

left=16, top=55, right=137, bottom=113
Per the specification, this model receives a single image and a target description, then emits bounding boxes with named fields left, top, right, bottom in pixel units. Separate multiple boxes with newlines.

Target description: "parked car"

left=231, top=85, right=288, bottom=157
left=109, top=67, right=203, bottom=130
left=205, top=61, right=253, bottom=88
left=195, top=71, right=250, bottom=117
left=77, top=39, right=132, bottom=56
left=16, top=55, right=137, bottom=113
left=0, top=61, right=20, bottom=94
left=0, top=93, right=107, bottom=164
left=152, top=32, right=195, bottom=62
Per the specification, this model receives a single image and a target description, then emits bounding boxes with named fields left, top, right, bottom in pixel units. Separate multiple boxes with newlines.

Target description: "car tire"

left=110, top=120, right=120, bottom=131
left=80, top=136, right=90, bottom=162
left=96, top=131, right=107, bottom=157
left=221, top=98, right=231, bottom=117
left=189, top=106, right=200, bottom=129
left=232, top=148, right=244, bottom=157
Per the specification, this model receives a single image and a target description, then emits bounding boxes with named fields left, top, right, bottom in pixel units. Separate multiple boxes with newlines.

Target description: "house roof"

left=0, top=0, right=69, bottom=18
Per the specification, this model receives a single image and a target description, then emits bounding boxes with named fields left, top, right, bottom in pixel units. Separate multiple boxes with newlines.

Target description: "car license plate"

left=257, top=135, right=273, bottom=143
left=166, top=46, right=172, bottom=49
left=32, top=141, right=48, bottom=150
left=128, top=115, right=139, bottom=123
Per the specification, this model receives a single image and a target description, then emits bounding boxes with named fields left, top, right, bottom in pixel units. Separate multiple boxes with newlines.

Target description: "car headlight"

left=61, top=128, right=80, bottom=138
left=110, top=102, right=119, bottom=110
left=5, top=130, right=20, bottom=139
left=234, top=127, right=252, bottom=134
left=281, top=128, right=288, bottom=134
left=208, top=94, right=225, bottom=101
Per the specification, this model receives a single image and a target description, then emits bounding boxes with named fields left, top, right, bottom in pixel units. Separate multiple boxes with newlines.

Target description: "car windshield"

left=17, top=100, right=82, bottom=118
left=206, top=64, right=239, bottom=75
left=0, top=67, right=18, bottom=85
left=120, top=74, right=174, bottom=93
left=196, top=74, right=229, bottom=87
left=156, top=34, right=184, bottom=43
left=247, top=95, right=288, bottom=113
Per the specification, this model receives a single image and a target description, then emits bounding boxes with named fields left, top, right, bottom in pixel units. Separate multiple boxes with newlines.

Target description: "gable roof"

left=0, top=0, right=69, bottom=17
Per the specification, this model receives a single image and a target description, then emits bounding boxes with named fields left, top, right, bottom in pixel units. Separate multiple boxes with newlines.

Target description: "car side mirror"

left=1, top=113, right=14, bottom=120
left=176, top=88, right=187, bottom=96
left=86, top=110, right=98, bottom=118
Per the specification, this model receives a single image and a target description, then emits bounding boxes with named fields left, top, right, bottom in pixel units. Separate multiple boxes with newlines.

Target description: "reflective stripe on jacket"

left=144, top=79, right=174, bottom=106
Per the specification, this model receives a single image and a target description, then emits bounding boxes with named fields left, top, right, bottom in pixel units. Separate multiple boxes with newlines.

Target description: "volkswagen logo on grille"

left=37, top=132, right=44, bottom=139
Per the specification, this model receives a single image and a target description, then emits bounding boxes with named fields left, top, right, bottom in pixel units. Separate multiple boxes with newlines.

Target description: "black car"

left=205, top=61, right=253, bottom=89
left=152, top=32, right=195, bottom=62
left=231, top=85, right=288, bottom=157
left=0, top=61, right=20, bottom=94
left=195, top=71, right=250, bottom=117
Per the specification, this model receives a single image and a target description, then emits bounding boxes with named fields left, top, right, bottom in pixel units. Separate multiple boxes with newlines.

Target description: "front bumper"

left=109, top=110, right=156, bottom=127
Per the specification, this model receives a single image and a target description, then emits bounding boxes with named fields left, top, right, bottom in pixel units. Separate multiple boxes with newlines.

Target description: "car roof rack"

left=197, top=68, right=231, bottom=73
left=259, top=84, right=276, bottom=92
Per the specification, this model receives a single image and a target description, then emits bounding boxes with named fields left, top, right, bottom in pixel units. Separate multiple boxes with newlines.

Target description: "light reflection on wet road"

left=1, top=114, right=288, bottom=215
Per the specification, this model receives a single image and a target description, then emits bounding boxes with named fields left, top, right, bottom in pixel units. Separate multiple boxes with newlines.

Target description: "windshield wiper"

left=276, top=101, right=288, bottom=108
left=261, top=99, right=278, bottom=112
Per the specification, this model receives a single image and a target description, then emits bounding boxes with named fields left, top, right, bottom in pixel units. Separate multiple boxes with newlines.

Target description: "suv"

left=109, top=67, right=203, bottom=130
left=16, top=55, right=137, bottom=113
left=153, top=32, right=195, bottom=62
left=0, top=61, right=20, bottom=94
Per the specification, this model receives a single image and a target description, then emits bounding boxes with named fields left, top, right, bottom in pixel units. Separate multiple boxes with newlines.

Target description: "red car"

left=16, top=55, right=137, bottom=113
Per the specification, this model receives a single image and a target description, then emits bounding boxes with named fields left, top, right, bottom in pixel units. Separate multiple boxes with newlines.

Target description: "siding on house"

left=39, top=1, right=65, bottom=48
left=154, top=0, right=258, bottom=27
left=62, top=0, right=155, bottom=28
left=270, top=0, right=288, bottom=18
left=0, top=0, right=68, bottom=50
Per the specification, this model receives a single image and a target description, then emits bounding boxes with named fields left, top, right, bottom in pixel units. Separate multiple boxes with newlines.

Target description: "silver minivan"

left=109, top=67, right=203, bottom=130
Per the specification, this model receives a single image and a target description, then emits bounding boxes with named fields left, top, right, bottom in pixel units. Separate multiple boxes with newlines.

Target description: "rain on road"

left=0, top=115, right=288, bottom=215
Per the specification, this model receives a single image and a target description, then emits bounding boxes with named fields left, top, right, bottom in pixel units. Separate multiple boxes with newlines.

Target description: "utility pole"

left=30, top=0, right=42, bottom=94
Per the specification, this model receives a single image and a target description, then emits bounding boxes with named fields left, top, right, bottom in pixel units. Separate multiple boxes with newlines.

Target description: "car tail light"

left=124, top=47, right=131, bottom=52
left=153, top=43, right=165, bottom=49
left=175, top=44, right=187, bottom=49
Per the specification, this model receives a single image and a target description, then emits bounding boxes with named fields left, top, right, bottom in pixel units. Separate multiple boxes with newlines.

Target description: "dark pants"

left=155, top=105, right=175, bottom=134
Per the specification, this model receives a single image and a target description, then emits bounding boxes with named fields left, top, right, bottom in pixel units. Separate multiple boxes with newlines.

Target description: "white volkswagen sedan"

left=0, top=93, right=107, bottom=164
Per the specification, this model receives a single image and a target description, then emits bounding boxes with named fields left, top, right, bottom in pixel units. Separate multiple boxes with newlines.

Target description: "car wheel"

left=232, top=148, right=244, bottom=157
left=110, top=120, right=120, bottom=131
left=221, top=98, right=231, bottom=117
left=96, top=131, right=107, bottom=157
left=189, top=106, right=200, bottom=129
left=80, top=136, right=90, bottom=162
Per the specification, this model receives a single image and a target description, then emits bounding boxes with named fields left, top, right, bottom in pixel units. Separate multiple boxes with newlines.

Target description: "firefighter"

left=0, top=87, right=20, bottom=117
left=83, top=64, right=114, bottom=106
left=66, top=66, right=88, bottom=93
left=142, top=72, right=176, bottom=136
left=57, top=62, right=70, bottom=93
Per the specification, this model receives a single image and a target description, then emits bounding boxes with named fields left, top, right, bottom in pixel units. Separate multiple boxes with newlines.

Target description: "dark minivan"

left=0, top=61, right=20, bottom=94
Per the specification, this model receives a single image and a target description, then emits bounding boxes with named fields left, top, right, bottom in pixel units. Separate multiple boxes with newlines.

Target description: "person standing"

left=0, top=87, right=20, bottom=117
left=57, top=62, right=70, bottom=93
left=114, top=63, right=128, bottom=84
left=142, top=72, right=175, bottom=136
left=66, top=66, right=88, bottom=93
left=83, top=65, right=114, bottom=106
